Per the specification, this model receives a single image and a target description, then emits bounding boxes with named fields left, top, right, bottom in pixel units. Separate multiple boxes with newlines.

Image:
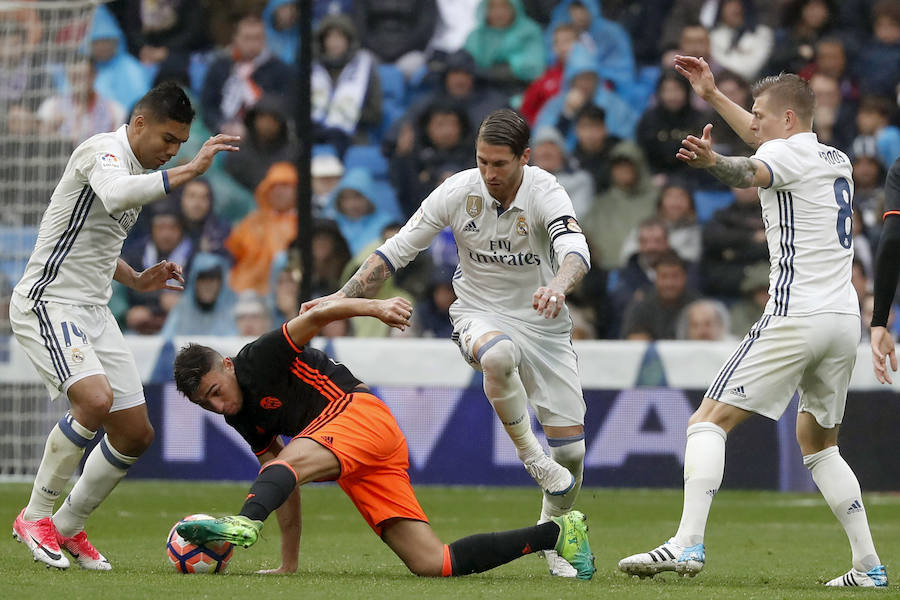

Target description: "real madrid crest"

left=566, top=217, right=582, bottom=233
left=465, top=194, right=483, bottom=218
left=516, top=215, right=528, bottom=236
left=71, top=348, right=85, bottom=363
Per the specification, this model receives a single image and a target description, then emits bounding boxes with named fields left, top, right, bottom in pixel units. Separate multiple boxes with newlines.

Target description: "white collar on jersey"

left=115, top=124, right=148, bottom=173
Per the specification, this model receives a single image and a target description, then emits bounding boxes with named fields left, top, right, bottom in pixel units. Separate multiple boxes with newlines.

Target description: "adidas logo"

left=727, top=385, right=747, bottom=399
left=322, top=435, right=334, bottom=445
left=463, top=220, right=479, bottom=232
left=847, top=499, right=864, bottom=514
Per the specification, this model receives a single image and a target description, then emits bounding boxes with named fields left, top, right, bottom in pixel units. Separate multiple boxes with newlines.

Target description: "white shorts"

left=705, top=313, right=859, bottom=428
left=450, top=310, right=585, bottom=427
left=9, top=293, right=145, bottom=411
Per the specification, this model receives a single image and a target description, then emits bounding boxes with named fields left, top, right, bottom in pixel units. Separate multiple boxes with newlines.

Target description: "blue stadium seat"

left=0, top=225, right=39, bottom=284
left=344, top=144, right=389, bottom=179
left=378, top=64, right=406, bottom=111
left=694, top=189, right=735, bottom=223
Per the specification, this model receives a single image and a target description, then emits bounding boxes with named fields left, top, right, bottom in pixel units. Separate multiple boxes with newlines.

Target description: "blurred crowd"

left=1, top=0, right=899, bottom=342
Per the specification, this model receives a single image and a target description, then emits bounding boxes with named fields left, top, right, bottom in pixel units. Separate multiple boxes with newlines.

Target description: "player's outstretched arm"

left=533, top=253, right=589, bottom=319
left=256, top=440, right=301, bottom=574
left=113, top=257, right=184, bottom=291
left=678, top=124, right=771, bottom=188
left=165, top=133, right=240, bottom=189
left=289, top=297, right=412, bottom=347
left=299, top=253, right=393, bottom=314
left=673, top=55, right=758, bottom=148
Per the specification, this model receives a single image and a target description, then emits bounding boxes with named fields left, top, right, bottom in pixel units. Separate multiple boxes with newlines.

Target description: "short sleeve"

left=752, top=139, right=804, bottom=189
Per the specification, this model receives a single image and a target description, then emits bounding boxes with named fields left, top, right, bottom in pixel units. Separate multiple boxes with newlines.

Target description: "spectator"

left=324, top=168, right=396, bottom=256
left=234, top=289, right=272, bottom=337
left=464, top=0, right=546, bottom=95
left=621, top=250, right=701, bottom=340
left=529, top=125, right=594, bottom=217
left=583, top=142, right=658, bottom=270
left=176, top=179, right=231, bottom=258
left=810, top=72, right=857, bottom=152
left=636, top=69, right=708, bottom=182
left=676, top=298, right=733, bottom=341
left=407, top=264, right=457, bottom=338
left=224, top=94, right=300, bottom=192
left=430, top=0, right=480, bottom=54
left=661, top=0, right=779, bottom=55
left=0, top=22, right=38, bottom=112
left=121, top=206, right=194, bottom=334
left=765, top=0, right=836, bottom=76
left=853, top=153, right=887, bottom=234
left=201, top=14, right=292, bottom=135
left=353, top=0, right=438, bottom=77
left=309, top=219, right=352, bottom=300
left=535, top=43, right=639, bottom=143
left=543, top=0, right=636, bottom=93
left=620, top=181, right=702, bottom=264
left=521, top=23, right=578, bottom=124
left=609, top=217, right=670, bottom=318
left=113, top=0, right=210, bottom=68
left=226, top=162, right=299, bottom=295
left=311, top=14, right=382, bottom=153
left=311, top=152, right=345, bottom=216
left=799, top=37, right=859, bottom=104
left=390, top=100, right=472, bottom=217
left=570, top=105, right=620, bottom=192
left=87, top=4, right=151, bottom=112
left=267, top=250, right=300, bottom=324
left=36, top=59, right=126, bottom=145
left=852, top=258, right=871, bottom=310
left=701, top=185, right=769, bottom=297
left=262, top=0, right=300, bottom=65
left=851, top=96, right=900, bottom=170
left=160, top=252, right=238, bottom=338
left=709, top=0, right=774, bottom=82
left=728, top=261, right=770, bottom=337
left=706, top=70, right=755, bottom=157
left=662, top=23, right=722, bottom=79
left=855, top=0, right=900, bottom=98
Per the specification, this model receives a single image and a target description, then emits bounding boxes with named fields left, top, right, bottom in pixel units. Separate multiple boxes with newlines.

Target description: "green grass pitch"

left=2, top=482, right=899, bottom=599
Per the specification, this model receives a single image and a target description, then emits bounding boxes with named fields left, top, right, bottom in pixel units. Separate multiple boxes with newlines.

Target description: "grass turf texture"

left=2, top=482, right=899, bottom=599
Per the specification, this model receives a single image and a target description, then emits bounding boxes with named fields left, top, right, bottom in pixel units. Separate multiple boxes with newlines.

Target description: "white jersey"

left=377, top=165, right=591, bottom=334
left=753, top=132, right=858, bottom=317
left=15, top=125, right=171, bottom=306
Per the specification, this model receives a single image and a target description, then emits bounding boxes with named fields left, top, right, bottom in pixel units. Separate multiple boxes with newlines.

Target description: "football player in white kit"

left=302, top=109, right=593, bottom=578
left=10, top=82, right=239, bottom=570
left=618, top=57, right=887, bottom=588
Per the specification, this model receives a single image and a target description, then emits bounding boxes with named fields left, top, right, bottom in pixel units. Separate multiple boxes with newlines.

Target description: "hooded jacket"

left=88, top=5, right=151, bottom=112
left=324, top=168, right=396, bottom=256
left=226, top=162, right=299, bottom=294
left=464, top=0, right=545, bottom=83
left=160, top=252, right=238, bottom=338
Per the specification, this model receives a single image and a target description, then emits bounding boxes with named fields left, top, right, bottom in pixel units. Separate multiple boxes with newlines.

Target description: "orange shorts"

left=295, top=392, right=428, bottom=536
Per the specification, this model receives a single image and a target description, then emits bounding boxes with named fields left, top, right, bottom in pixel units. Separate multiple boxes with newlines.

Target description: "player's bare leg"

left=474, top=333, right=574, bottom=496
left=797, top=413, right=887, bottom=587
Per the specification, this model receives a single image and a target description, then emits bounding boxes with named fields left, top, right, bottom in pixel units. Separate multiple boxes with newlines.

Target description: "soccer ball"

left=166, top=514, right=234, bottom=574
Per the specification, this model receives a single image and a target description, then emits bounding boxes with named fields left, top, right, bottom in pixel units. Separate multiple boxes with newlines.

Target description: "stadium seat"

left=694, top=189, right=735, bottom=223
left=0, top=225, right=39, bottom=284
left=344, top=144, right=389, bottom=179
left=378, top=64, right=406, bottom=112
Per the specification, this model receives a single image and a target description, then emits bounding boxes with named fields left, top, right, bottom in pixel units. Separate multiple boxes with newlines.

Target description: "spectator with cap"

left=223, top=93, right=300, bottom=192
left=226, top=162, right=299, bottom=295
left=160, top=252, right=238, bottom=337
left=311, top=152, right=345, bottom=217
left=353, top=0, right=438, bottom=78
left=729, top=261, right=770, bottom=337
left=530, top=125, right=593, bottom=217
left=233, top=290, right=272, bottom=337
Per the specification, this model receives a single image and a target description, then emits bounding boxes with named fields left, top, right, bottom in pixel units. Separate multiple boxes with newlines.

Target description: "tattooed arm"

left=678, top=123, right=772, bottom=188
left=533, top=253, right=590, bottom=319
left=298, top=253, right=393, bottom=314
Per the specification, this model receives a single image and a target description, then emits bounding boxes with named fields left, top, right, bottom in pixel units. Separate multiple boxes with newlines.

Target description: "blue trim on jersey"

left=474, top=334, right=512, bottom=363
left=708, top=315, right=771, bottom=399
left=162, top=170, right=171, bottom=194
left=773, top=192, right=796, bottom=316
left=547, top=433, right=585, bottom=447
left=757, top=159, right=775, bottom=189
left=32, top=301, right=70, bottom=383
left=57, top=414, right=92, bottom=448
left=100, top=436, right=133, bottom=470
left=28, top=186, right=95, bottom=301
left=374, top=250, right=395, bottom=273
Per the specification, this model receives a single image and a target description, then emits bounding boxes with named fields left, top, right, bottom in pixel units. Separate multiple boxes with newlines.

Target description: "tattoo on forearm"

left=340, top=255, right=392, bottom=298
left=554, top=253, right=589, bottom=294
left=708, top=155, right=757, bottom=188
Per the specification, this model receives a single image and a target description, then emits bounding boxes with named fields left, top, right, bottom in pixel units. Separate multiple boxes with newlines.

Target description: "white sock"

left=53, top=434, right=138, bottom=537
left=480, top=338, right=543, bottom=464
left=24, top=413, right=96, bottom=520
left=540, top=438, right=585, bottom=521
left=673, top=422, right=726, bottom=548
left=804, top=446, right=880, bottom=572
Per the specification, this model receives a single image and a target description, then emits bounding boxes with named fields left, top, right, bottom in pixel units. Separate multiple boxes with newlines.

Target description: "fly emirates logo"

left=466, top=240, right=541, bottom=266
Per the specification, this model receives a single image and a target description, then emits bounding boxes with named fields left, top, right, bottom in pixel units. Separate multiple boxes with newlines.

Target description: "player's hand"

left=374, top=297, right=413, bottom=331
left=299, top=291, right=345, bottom=315
left=677, top=123, right=715, bottom=168
left=134, top=260, right=184, bottom=292
left=533, top=286, right=565, bottom=319
left=673, top=55, right=717, bottom=100
left=188, top=134, right=240, bottom=176
left=257, top=565, right=296, bottom=575
left=871, top=326, right=897, bottom=384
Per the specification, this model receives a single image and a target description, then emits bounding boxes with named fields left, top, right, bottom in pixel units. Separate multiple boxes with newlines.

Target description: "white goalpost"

left=0, top=0, right=103, bottom=478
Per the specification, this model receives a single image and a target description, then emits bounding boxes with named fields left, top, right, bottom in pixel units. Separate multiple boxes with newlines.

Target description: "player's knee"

left=405, top=550, right=444, bottom=577
left=133, top=422, right=155, bottom=454
left=478, top=338, right=519, bottom=380
left=549, top=438, right=585, bottom=472
left=71, top=388, right=114, bottom=420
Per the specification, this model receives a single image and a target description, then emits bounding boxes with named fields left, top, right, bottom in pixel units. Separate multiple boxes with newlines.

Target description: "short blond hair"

left=752, top=73, right=815, bottom=127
